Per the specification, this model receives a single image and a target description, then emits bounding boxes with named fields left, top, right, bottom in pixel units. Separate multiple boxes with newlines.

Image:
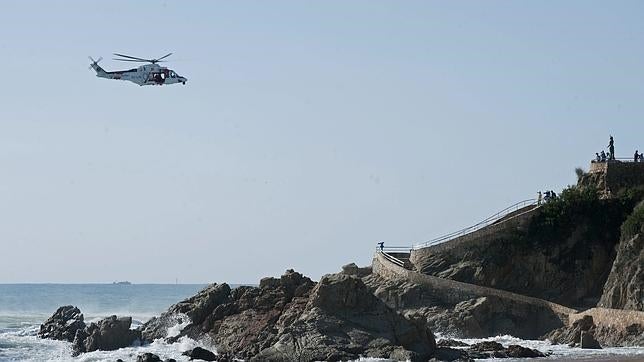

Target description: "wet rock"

left=580, top=330, right=602, bottom=349
left=38, top=306, right=86, bottom=342
left=432, top=347, right=473, bottom=361
left=469, top=341, right=504, bottom=352
left=504, top=344, right=546, bottom=357
left=182, top=346, right=217, bottom=361
left=436, top=339, right=470, bottom=348
left=141, top=283, right=231, bottom=342
left=137, top=353, right=162, bottom=362
left=72, top=315, right=140, bottom=355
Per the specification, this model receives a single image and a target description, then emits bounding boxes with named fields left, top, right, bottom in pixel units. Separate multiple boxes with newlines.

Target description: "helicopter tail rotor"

left=88, top=56, right=103, bottom=70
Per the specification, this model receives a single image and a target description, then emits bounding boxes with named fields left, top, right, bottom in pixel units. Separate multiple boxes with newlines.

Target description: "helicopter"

left=88, top=53, right=187, bottom=86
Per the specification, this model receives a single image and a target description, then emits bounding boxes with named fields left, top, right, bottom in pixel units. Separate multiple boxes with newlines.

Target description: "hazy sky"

left=1, top=1, right=644, bottom=283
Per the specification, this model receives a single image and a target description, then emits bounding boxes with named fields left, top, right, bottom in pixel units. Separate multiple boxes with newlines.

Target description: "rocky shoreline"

left=37, top=265, right=642, bottom=361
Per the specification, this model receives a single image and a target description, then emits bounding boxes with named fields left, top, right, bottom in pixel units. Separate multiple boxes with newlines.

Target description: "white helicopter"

left=88, top=53, right=187, bottom=86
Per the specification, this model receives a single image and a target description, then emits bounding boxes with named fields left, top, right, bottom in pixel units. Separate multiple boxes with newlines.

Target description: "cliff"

left=411, top=186, right=639, bottom=307
left=599, top=201, right=644, bottom=311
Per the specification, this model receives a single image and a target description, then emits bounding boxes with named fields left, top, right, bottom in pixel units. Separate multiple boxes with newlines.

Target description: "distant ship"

left=112, top=281, right=132, bottom=285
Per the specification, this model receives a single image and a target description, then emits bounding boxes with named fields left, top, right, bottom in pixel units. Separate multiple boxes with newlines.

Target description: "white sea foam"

left=434, top=333, right=644, bottom=360
left=166, top=314, right=191, bottom=338
left=0, top=320, right=214, bottom=362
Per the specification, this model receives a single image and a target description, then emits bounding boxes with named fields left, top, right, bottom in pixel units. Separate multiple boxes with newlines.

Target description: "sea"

left=1, top=284, right=643, bottom=362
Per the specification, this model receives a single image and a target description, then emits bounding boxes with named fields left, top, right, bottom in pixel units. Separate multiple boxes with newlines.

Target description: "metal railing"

left=591, top=157, right=644, bottom=163
left=412, top=198, right=538, bottom=250
left=376, top=249, right=407, bottom=268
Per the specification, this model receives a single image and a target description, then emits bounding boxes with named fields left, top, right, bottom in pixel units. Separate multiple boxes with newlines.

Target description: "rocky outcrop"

left=599, top=232, right=644, bottom=311
left=363, top=267, right=567, bottom=340
left=142, top=269, right=436, bottom=361
left=141, top=282, right=231, bottom=342
left=411, top=187, right=636, bottom=308
left=72, top=315, right=141, bottom=355
left=431, top=340, right=545, bottom=361
left=38, top=305, right=86, bottom=342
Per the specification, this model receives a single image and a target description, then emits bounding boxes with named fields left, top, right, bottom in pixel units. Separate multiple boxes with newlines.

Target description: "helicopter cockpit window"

left=170, top=71, right=177, bottom=78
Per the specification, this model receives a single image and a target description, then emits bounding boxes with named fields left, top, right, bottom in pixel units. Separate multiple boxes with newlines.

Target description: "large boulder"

left=72, top=315, right=141, bottom=355
left=38, top=305, right=86, bottom=342
left=251, top=273, right=435, bottom=361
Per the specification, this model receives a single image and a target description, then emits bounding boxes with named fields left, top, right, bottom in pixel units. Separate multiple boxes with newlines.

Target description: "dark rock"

left=433, top=347, right=473, bottom=361
left=437, top=339, right=469, bottom=347
left=141, top=283, right=232, bottom=342
left=505, top=344, right=546, bottom=357
left=182, top=346, right=217, bottom=361
left=38, top=306, right=86, bottom=342
left=144, top=270, right=436, bottom=361
left=137, top=352, right=162, bottom=362
left=469, top=341, right=504, bottom=352
left=580, top=330, right=602, bottom=349
left=72, top=315, right=140, bottom=355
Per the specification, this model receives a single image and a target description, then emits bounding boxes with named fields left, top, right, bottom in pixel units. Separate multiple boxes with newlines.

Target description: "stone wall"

left=373, top=252, right=576, bottom=316
left=584, top=161, right=644, bottom=193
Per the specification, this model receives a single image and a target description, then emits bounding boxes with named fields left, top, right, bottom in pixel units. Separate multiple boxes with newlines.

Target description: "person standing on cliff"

left=378, top=241, right=384, bottom=252
left=635, top=150, right=639, bottom=162
left=537, top=191, right=542, bottom=205
left=608, top=136, right=615, bottom=160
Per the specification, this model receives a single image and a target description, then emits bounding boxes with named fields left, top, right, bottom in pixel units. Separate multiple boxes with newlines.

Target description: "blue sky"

left=1, top=1, right=643, bottom=283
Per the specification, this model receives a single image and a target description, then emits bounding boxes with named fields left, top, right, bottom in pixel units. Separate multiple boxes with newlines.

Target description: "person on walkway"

left=595, top=153, right=601, bottom=162
left=537, top=191, right=543, bottom=205
left=635, top=150, right=640, bottom=162
left=551, top=190, right=557, bottom=199
left=601, top=151, right=607, bottom=162
left=640, top=152, right=644, bottom=162
left=378, top=241, right=384, bottom=252
left=544, top=191, right=551, bottom=203
left=608, top=136, right=615, bottom=160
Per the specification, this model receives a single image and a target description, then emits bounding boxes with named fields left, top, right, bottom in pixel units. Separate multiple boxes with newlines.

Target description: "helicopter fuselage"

left=91, top=62, right=187, bottom=86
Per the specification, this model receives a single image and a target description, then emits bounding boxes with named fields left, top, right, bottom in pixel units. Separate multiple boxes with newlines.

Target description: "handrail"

left=377, top=250, right=406, bottom=268
left=591, top=158, right=644, bottom=162
left=412, top=198, right=538, bottom=250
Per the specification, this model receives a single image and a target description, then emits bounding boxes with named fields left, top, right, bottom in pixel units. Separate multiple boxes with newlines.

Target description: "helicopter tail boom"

left=88, top=56, right=109, bottom=78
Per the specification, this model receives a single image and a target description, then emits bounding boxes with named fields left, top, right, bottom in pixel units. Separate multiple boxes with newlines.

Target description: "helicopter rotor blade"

left=155, top=53, right=173, bottom=61
left=113, top=53, right=149, bottom=62
left=113, top=58, right=147, bottom=62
